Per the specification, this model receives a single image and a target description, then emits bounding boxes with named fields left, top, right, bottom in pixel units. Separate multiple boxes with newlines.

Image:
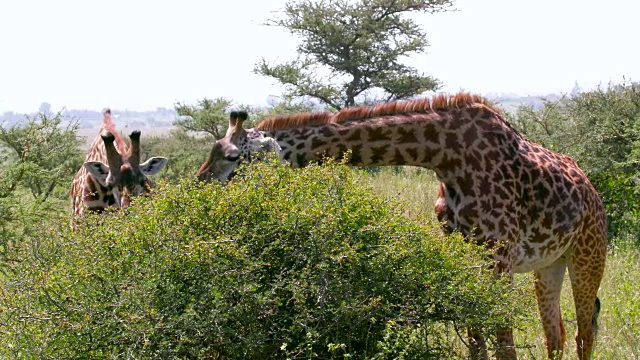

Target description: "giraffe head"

left=196, top=111, right=280, bottom=183
left=84, top=130, right=168, bottom=208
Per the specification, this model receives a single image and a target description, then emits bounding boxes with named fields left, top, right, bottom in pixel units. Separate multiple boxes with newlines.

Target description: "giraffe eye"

left=225, top=154, right=240, bottom=162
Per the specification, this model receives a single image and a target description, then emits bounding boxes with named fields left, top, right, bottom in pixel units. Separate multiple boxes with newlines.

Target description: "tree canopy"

left=173, top=98, right=234, bottom=139
left=173, top=96, right=318, bottom=139
left=256, top=0, right=454, bottom=110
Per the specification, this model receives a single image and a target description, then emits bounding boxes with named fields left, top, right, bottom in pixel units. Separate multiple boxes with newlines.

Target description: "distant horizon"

left=0, top=82, right=610, bottom=115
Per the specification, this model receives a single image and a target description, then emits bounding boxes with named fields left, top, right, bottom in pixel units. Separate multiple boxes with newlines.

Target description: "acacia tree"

left=174, top=98, right=234, bottom=139
left=0, top=111, right=82, bottom=263
left=0, top=112, right=82, bottom=203
left=174, top=96, right=317, bottom=139
left=255, top=0, right=454, bottom=110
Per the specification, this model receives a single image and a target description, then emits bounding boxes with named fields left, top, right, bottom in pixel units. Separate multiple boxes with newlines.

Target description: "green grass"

left=355, top=167, right=441, bottom=220
left=361, top=166, right=640, bottom=360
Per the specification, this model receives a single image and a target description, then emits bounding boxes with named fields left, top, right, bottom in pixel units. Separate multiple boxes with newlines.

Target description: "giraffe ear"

left=84, top=161, right=110, bottom=186
left=140, top=157, right=168, bottom=176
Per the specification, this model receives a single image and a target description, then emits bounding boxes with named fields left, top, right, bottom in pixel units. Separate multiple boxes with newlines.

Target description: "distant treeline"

left=1, top=106, right=176, bottom=129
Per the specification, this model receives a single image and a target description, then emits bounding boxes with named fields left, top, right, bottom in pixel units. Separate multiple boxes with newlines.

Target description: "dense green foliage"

left=0, top=112, right=82, bottom=263
left=0, top=161, right=530, bottom=359
left=174, top=98, right=239, bottom=139
left=141, top=129, right=211, bottom=181
left=256, top=0, right=452, bottom=110
left=508, top=82, right=640, bottom=243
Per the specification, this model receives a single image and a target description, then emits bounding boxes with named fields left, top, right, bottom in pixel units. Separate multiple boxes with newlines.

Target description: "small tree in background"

left=0, top=111, right=82, bottom=263
left=0, top=112, right=82, bottom=202
left=174, top=97, right=234, bottom=139
left=256, top=0, right=453, bottom=110
left=174, top=96, right=318, bottom=139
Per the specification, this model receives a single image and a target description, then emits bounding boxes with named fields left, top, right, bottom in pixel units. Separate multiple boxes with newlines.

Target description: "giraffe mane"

left=256, top=111, right=334, bottom=131
left=100, top=110, right=130, bottom=156
left=84, top=110, right=130, bottom=162
left=255, top=92, right=501, bottom=131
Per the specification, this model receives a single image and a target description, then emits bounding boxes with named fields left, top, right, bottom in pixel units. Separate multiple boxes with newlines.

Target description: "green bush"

left=0, top=111, right=82, bottom=263
left=140, top=129, right=212, bottom=181
left=0, top=161, right=531, bottom=359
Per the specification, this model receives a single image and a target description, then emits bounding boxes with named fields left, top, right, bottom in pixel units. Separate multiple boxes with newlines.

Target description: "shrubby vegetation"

left=508, top=81, right=640, bottom=243
left=0, top=160, right=531, bottom=359
left=141, top=129, right=211, bottom=181
left=0, top=112, right=82, bottom=264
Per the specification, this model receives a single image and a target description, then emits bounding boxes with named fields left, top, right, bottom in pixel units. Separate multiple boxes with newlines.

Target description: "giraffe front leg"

left=534, top=258, right=568, bottom=359
left=494, top=327, right=517, bottom=360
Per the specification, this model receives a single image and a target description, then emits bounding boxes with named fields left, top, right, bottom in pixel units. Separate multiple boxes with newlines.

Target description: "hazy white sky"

left=1, top=0, right=637, bottom=113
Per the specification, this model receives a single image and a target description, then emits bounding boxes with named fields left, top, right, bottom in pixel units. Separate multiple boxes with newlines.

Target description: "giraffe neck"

left=265, top=104, right=518, bottom=183
left=84, top=120, right=128, bottom=164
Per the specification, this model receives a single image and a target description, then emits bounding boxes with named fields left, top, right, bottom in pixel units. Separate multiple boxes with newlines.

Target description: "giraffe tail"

left=592, top=297, right=601, bottom=326
left=592, top=296, right=602, bottom=344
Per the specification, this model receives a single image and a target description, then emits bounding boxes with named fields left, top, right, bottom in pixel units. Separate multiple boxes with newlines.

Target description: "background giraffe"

left=197, top=94, right=607, bottom=360
left=70, top=109, right=168, bottom=215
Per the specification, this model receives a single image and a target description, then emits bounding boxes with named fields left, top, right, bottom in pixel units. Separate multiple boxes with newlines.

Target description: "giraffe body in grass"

left=197, top=94, right=607, bottom=360
left=70, top=109, right=168, bottom=215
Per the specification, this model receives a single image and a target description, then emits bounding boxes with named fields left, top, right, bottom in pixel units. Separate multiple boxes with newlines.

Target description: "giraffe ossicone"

left=70, top=109, right=168, bottom=215
left=197, top=93, right=607, bottom=360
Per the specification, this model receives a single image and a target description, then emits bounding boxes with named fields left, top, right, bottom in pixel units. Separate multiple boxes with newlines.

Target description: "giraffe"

left=70, top=109, right=168, bottom=215
left=196, top=94, right=607, bottom=360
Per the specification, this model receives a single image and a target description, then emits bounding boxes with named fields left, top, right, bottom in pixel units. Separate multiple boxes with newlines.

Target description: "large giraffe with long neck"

left=70, top=109, right=168, bottom=215
left=196, top=94, right=607, bottom=360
